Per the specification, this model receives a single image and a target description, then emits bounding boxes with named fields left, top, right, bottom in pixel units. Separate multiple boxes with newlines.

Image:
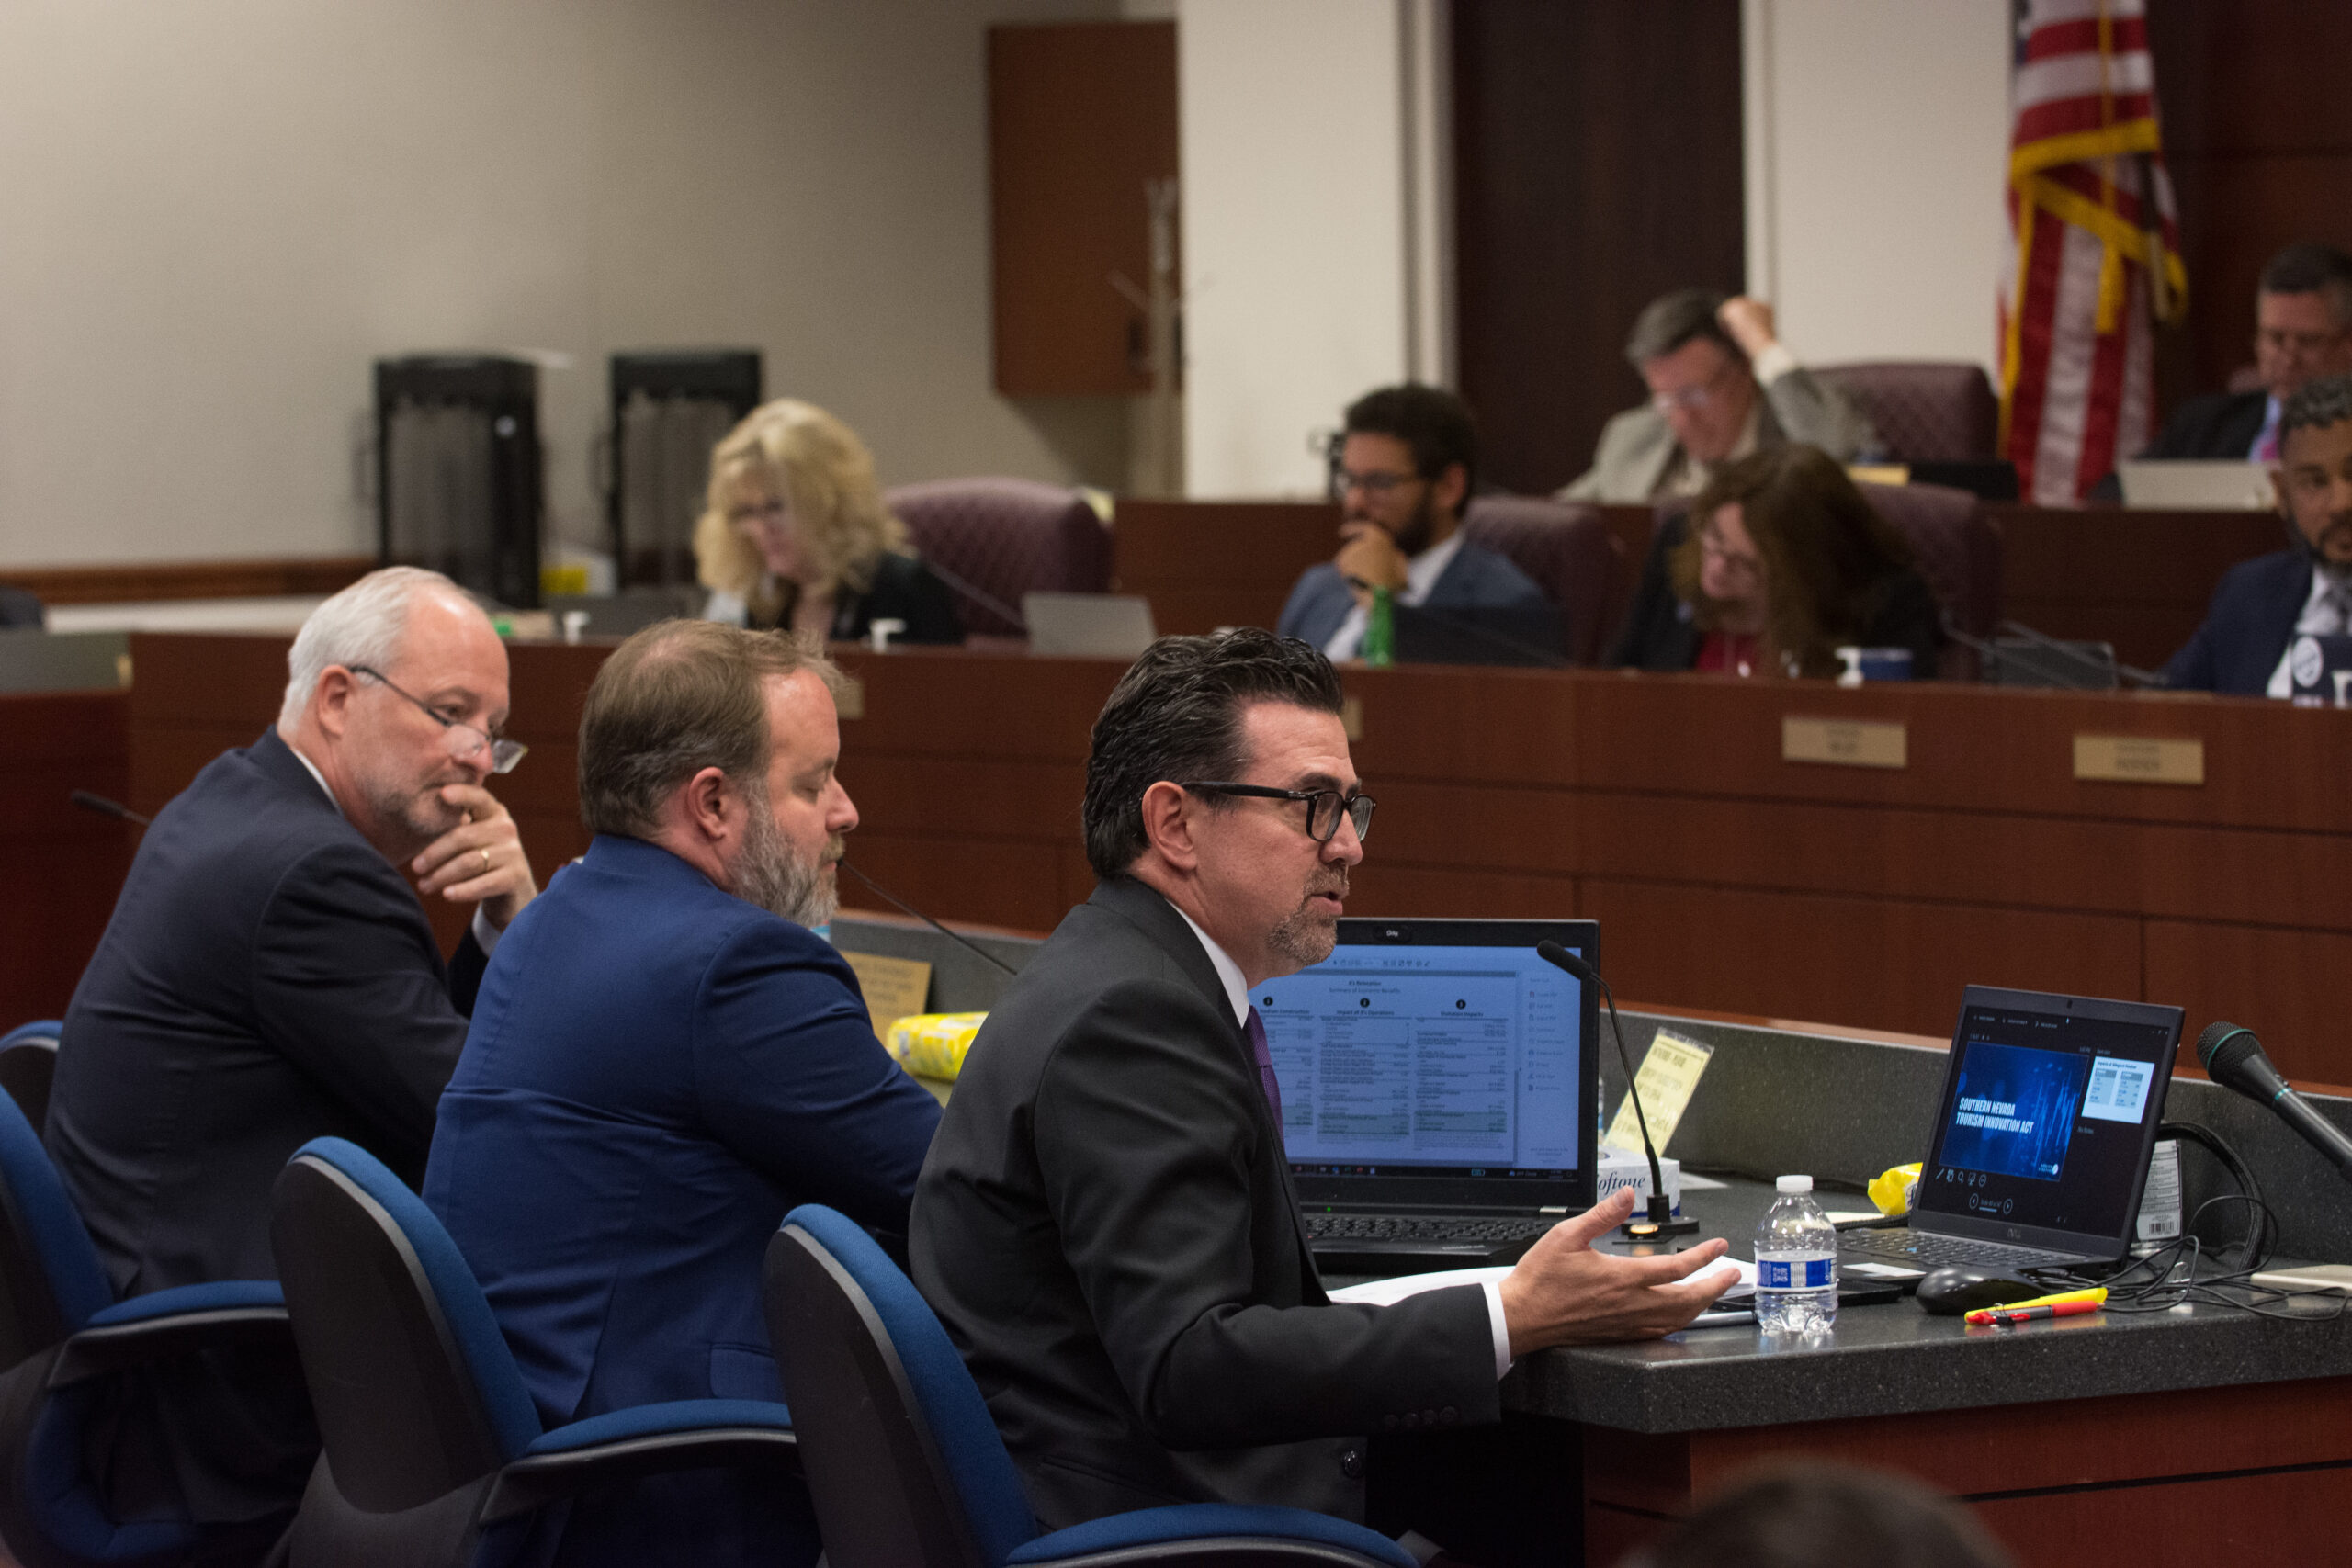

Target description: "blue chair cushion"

left=784, top=1206, right=1038, bottom=1565
left=26, top=1385, right=199, bottom=1563
left=1010, top=1504, right=1418, bottom=1568
left=292, top=1138, right=543, bottom=1460
left=85, top=1280, right=284, bottom=1327
left=521, top=1399, right=793, bottom=1457
left=0, top=1087, right=110, bottom=1333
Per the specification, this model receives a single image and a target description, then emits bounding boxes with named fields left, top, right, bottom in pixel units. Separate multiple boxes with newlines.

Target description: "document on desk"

left=1603, top=1030, right=1713, bottom=1156
left=1329, top=1258, right=1758, bottom=1309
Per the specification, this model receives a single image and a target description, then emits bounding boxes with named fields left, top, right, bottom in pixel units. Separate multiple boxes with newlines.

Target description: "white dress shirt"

left=2265, top=562, right=2352, bottom=698
left=1171, top=904, right=1515, bottom=1379
left=1321, top=530, right=1469, bottom=661
left=287, top=739, right=504, bottom=955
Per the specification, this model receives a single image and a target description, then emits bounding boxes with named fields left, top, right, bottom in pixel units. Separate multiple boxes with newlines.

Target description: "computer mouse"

left=1914, top=1267, right=2044, bottom=1316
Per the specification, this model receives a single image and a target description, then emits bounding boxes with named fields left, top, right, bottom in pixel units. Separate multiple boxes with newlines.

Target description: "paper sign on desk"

left=1604, top=1030, right=1713, bottom=1156
left=840, top=952, right=933, bottom=1040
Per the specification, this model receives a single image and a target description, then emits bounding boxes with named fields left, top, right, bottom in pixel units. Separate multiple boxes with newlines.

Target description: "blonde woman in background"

left=695, top=399, right=964, bottom=643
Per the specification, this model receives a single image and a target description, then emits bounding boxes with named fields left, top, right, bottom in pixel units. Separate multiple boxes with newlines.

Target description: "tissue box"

left=1597, top=1146, right=1682, bottom=1217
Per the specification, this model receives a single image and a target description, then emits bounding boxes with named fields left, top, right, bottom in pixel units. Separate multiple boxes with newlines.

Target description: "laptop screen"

left=1913, top=987, right=2183, bottom=1252
left=1257, top=918, right=1599, bottom=1212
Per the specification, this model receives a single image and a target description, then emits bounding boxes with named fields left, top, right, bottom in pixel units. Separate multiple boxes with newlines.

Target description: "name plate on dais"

left=1781, top=716, right=1906, bottom=769
left=2073, top=734, right=2203, bottom=785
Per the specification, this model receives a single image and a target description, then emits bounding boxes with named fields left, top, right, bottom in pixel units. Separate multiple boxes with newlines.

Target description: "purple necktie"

left=1243, top=1006, right=1283, bottom=1128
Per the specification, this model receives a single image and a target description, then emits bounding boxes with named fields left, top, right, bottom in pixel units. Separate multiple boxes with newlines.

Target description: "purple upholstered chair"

left=1815, top=362, right=2000, bottom=463
left=1459, top=494, right=1624, bottom=664
left=884, top=479, right=1112, bottom=637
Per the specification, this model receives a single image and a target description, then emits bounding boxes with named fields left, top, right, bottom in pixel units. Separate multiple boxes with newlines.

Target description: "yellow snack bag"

left=885, top=1012, right=987, bottom=1082
left=1868, top=1162, right=1923, bottom=1218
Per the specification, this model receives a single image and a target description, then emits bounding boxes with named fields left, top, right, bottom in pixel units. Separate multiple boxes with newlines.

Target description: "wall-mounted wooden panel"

left=989, top=22, right=1178, bottom=397
left=0, top=691, right=130, bottom=1023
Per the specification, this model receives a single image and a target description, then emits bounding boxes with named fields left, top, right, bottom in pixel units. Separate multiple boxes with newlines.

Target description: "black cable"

left=837, top=860, right=1020, bottom=977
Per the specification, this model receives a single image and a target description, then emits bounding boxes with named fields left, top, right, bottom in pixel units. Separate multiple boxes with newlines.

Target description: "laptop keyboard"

left=1839, top=1228, right=2071, bottom=1271
left=1303, top=1213, right=1555, bottom=1246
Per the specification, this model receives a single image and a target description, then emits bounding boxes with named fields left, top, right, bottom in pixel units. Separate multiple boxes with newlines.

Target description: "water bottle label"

left=1758, top=1256, right=1833, bottom=1291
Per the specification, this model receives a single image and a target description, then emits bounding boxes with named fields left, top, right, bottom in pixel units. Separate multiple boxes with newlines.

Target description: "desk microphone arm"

left=1535, top=941, right=1697, bottom=1239
left=838, top=861, right=1020, bottom=978
left=71, top=790, right=152, bottom=829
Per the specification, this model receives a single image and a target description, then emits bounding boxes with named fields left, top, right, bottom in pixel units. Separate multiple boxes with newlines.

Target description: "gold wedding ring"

left=481, top=848, right=492, bottom=872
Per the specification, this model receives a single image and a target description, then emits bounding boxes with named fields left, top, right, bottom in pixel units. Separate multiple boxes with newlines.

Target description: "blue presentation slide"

left=1941, top=1042, right=2087, bottom=1181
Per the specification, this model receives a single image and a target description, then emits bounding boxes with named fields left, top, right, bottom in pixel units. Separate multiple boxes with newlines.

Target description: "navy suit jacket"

left=49, top=728, right=484, bottom=1518
left=1275, top=540, right=1547, bottom=650
left=2163, top=547, right=2315, bottom=694
left=425, top=834, right=942, bottom=1566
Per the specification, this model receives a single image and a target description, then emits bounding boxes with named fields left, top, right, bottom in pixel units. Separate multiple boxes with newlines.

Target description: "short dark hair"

left=1628, top=1461, right=2011, bottom=1568
left=1625, top=288, right=1740, bottom=368
left=578, top=619, right=841, bottom=838
left=1342, top=383, right=1477, bottom=497
left=2259, top=242, right=2352, bottom=324
left=1080, top=629, right=1345, bottom=880
left=2280, top=371, right=2352, bottom=449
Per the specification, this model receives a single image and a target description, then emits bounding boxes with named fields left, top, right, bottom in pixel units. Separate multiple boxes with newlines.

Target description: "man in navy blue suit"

left=425, top=618, right=943, bottom=1568
left=1277, top=384, right=1546, bottom=657
left=51, top=565, right=541, bottom=1535
left=2165, top=373, right=2352, bottom=694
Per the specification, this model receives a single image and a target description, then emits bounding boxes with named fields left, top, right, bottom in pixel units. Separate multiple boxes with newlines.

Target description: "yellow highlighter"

left=1964, top=1287, right=2107, bottom=1326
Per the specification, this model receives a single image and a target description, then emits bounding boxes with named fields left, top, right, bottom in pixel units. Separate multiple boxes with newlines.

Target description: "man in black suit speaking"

left=911, top=630, right=1733, bottom=1535
left=48, top=565, right=539, bottom=1529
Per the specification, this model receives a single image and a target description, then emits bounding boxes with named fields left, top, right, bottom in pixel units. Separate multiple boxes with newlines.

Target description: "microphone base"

left=1621, top=1215, right=1701, bottom=1240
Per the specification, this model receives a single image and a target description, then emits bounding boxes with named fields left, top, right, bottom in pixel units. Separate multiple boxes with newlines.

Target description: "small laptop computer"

left=2115, top=459, right=2275, bottom=511
left=1390, top=603, right=1566, bottom=668
left=1022, top=592, right=1157, bottom=658
left=1254, top=917, right=1600, bottom=1277
left=1840, top=986, right=2184, bottom=1277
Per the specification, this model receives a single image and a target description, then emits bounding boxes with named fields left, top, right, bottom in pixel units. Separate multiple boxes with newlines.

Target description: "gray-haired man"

left=48, top=565, right=538, bottom=1530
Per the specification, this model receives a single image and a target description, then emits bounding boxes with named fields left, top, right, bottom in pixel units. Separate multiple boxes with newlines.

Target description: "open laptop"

left=1022, top=592, right=1157, bottom=658
left=2115, top=459, right=2275, bottom=510
left=1840, top=986, right=2184, bottom=1277
left=1253, top=917, right=1599, bottom=1277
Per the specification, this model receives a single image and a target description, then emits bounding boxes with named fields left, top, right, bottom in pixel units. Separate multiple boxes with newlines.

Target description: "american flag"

left=1997, top=0, right=2188, bottom=504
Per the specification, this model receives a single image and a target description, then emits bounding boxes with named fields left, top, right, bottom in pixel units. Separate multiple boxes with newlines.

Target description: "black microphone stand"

left=1535, top=941, right=1698, bottom=1240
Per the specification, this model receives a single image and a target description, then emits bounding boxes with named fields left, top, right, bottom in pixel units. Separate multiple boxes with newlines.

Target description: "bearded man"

left=1276, top=383, right=1547, bottom=659
left=424, top=618, right=940, bottom=1568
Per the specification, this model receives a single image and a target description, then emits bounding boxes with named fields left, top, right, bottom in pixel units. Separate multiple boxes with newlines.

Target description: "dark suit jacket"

left=1608, top=513, right=1943, bottom=677
left=425, top=834, right=942, bottom=1567
left=1276, top=540, right=1548, bottom=650
left=48, top=728, right=485, bottom=1519
left=2144, top=389, right=2270, bottom=460
left=910, top=878, right=1497, bottom=1531
left=2162, top=547, right=2314, bottom=694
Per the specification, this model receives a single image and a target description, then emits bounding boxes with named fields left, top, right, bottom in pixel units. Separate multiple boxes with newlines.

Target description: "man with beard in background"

left=424, top=618, right=941, bottom=1568
left=2164, top=371, right=2352, bottom=694
left=1276, top=383, right=1547, bottom=658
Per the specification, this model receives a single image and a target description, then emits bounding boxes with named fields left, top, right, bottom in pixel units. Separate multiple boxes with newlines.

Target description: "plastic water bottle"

left=1754, top=1174, right=1838, bottom=1334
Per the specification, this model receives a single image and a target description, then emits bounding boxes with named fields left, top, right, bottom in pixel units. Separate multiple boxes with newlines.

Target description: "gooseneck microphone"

left=1536, top=940, right=1696, bottom=1238
left=2198, top=1021, right=2352, bottom=1182
left=838, top=860, right=1020, bottom=978
left=70, top=790, right=152, bottom=829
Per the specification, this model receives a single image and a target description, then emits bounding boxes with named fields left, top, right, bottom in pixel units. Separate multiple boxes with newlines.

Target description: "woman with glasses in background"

left=1609, top=444, right=1941, bottom=679
left=694, top=398, right=964, bottom=644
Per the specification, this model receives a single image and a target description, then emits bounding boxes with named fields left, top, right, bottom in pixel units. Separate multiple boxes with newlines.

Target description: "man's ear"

left=1136, top=780, right=1199, bottom=872
left=311, top=667, right=358, bottom=741
left=1432, top=461, right=1469, bottom=518
left=680, top=766, right=735, bottom=845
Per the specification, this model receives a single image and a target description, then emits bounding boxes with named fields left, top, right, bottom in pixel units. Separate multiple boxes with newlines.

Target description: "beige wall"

left=0, top=0, right=1119, bottom=569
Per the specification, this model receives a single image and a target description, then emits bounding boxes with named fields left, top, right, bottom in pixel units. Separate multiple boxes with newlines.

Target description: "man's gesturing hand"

left=413, top=784, right=539, bottom=931
left=1497, top=1188, right=1738, bottom=1359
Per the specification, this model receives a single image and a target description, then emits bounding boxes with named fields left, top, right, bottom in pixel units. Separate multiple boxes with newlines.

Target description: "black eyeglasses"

left=348, top=666, right=527, bottom=774
left=1181, top=782, right=1375, bottom=844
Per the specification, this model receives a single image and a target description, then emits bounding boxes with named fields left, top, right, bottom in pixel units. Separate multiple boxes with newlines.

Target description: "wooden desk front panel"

left=110, top=637, right=2352, bottom=1079
left=1582, top=1374, right=2352, bottom=1568
left=1, top=690, right=131, bottom=1023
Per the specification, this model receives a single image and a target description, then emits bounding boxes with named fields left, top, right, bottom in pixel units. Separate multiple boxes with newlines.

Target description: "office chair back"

left=765, top=1206, right=1033, bottom=1568
left=886, top=479, right=1112, bottom=637
left=1460, top=495, right=1623, bottom=663
left=0, top=1022, right=62, bottom=1139
left=1815, top=361, right=1999, bottom=462
left=0, top=1079, right=110, bottom=1373
left=270, top=1139, right=542, bottom=1516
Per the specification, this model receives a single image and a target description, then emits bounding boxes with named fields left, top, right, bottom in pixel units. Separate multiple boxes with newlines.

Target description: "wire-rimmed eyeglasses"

left=1180, top=782, right=1375, bottom=844
left=348, top=666, right=527, bottom=774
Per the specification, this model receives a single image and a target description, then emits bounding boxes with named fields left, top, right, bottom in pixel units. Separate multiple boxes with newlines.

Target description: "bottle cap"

left=1775, top=1174, right=1813, bottom=1194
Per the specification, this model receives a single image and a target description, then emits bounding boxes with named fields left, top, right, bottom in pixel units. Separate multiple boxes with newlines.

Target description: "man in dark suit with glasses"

left=911, top=629, right=1732, bottom=1543
left=46, top=565, right=539, bottom=1543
